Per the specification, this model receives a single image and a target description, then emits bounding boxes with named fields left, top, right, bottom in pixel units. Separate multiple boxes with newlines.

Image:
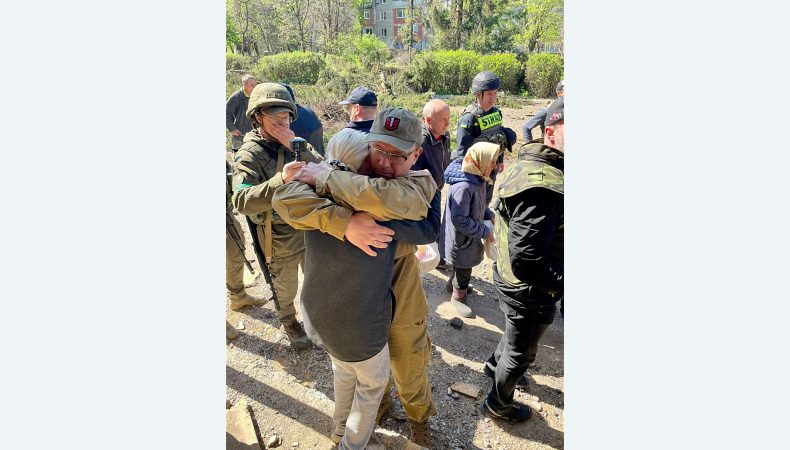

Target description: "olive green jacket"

left=271, top=167, right=437, bottom=243
left=231, top=129, right=323, bottom=257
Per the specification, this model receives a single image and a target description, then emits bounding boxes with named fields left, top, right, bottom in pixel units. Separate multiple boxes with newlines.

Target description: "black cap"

left=544, top=97, right=564, bottom=126
left=338, top=87, right=378, bottom=106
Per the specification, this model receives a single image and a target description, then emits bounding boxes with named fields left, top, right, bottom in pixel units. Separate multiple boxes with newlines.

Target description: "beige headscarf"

left=461, top=142, right=501, bottom=184
left=324, top=130, right=368, bottom=172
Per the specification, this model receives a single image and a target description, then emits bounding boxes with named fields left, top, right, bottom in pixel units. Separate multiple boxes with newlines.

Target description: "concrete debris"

left=226, top=399, right=260, bottom=450
left=265, top=433, right=281, bottom=448
left=450, top=382, right=481, bottom=399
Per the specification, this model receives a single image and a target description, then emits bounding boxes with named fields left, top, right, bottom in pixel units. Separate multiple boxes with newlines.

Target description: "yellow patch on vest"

left=477, top=111, right=503, bottom=131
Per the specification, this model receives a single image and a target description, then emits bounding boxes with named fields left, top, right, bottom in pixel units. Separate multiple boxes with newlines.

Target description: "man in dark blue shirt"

left=281, top=84, right=325, bottom=155
left=521, top=80, right=563, bottom=142
left=413, top=99, right=451, bottom=189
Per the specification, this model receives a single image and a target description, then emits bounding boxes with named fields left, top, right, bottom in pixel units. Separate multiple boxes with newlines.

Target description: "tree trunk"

left=455, top=0, right=463, bottom=49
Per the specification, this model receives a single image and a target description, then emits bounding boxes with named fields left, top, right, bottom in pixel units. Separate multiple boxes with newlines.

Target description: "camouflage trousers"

left=386, top=245, right=438, bottom=423
left=225, top=213, right=246, bottom=294
left=254, top=224, right=304, bottom=325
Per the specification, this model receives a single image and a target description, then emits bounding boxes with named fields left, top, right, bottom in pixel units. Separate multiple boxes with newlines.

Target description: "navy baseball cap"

left=338, top=87, right=378, bottom=106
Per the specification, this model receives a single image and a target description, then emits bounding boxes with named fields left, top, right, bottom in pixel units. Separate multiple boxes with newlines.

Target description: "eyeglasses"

left=369, top=144, right=410, bottom=167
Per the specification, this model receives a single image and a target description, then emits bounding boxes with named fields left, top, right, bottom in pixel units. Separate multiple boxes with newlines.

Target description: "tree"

left=509, top=0, right=563, bottom=53
left=422, top=0, right=562, bottom=53
left=226, top=15, right=241, bottom=51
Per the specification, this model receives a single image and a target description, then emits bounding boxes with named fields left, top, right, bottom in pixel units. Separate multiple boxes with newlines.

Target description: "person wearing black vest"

left=454, top=71, right=517, bottom=205
left=479, top=97, right=564, bottom=423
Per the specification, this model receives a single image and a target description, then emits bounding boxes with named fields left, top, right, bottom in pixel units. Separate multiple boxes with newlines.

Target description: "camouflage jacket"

left=231, top=128, right=323, bottom=257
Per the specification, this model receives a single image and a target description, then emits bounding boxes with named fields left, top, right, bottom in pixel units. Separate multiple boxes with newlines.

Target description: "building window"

left=396, top=8, right=406, bottom=19
left=379, top=0, right=386, bottom=3
left=364, top=28, right=373, bottom=35
left=381, top=28, right=388, bottom=37
left=364, top=10, right=370, bottom=19
left=379, top=11, right=387, bottom=20
left=412, top=23, right=418, bottom=33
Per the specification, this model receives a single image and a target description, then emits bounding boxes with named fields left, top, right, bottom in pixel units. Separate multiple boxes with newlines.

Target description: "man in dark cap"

left=325, top=87, right=379, bottom=156
left=272, top=107, right=440, bottom=448
left=479, top=97, right=564, bottom=423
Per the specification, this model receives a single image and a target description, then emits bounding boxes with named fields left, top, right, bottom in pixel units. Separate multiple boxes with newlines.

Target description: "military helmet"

left=470, top=71, right=501, bottom=94
left=246, top=82, right=298, bottom=121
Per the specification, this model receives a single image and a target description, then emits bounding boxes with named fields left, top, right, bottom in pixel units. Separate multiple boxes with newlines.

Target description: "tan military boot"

left=408, top=418, right=432, bottom=449
left=281, top=320, right=312, bottom=350
left=228, top=290, right=270, bottom=311
left=451, top=287, right=473, bottom=318
left=226, top=320, right=239, bottom=340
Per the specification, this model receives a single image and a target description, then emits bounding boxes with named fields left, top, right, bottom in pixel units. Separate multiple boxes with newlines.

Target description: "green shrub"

left=226, top=52, right=254, bottom=72
left=317, top=55, right=381, bottom=99
left=255, top=51, right=326, bottom=85
left=524, top=53, right=563, bottom=98
left=479, top=53, right=523, bottom=94
left=409, top=50, right=481, bottom=95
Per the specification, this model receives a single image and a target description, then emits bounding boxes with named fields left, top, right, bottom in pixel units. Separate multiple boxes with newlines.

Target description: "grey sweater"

left=300, top=230, right=397, bottom=362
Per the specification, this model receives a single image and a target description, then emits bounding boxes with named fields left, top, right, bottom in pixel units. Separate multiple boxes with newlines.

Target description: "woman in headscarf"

left=439, top=142, right=501, bottom=318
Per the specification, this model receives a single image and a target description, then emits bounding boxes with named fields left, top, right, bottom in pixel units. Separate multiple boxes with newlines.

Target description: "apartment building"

left=362, top=0, right=428, bottom=50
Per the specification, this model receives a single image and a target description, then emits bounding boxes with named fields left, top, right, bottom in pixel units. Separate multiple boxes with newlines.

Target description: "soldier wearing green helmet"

left=231, top=82, right=323, bottom=349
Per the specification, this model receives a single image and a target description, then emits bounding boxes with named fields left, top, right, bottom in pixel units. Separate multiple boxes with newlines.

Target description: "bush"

left=409, top=50, right=481, bottom=95
left=524, top=53, right=563, bottom=98
left=479, top=53, right=523, bottom=94
left=226, top=52, right=254, bottom=72
left=255, top=51, right=326, bottom=85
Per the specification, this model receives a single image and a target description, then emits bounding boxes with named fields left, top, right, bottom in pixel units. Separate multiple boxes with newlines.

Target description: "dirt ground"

left=226, top=102, right=563, bottom=450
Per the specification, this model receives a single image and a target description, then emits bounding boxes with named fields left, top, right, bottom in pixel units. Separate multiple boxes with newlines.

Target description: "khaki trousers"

left=331, top=345, right=391, bottom=450
left=225, top=213, right=246, bottom=294
left=254, top=224, right=303, bottom=325
left=387, top=245, right=437, bottom=422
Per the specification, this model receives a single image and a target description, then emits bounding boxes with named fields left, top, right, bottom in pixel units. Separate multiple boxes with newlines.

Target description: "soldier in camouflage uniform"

left=479, top=97, right=564, bottom=423
left=231, top=82, right=323, bottom=349
left=226, top=160, right=269, bottom=340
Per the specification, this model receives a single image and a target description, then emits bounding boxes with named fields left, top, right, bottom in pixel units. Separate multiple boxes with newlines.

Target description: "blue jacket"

left=438, top=158, right=494, bottom=269
left=291, top=104, right=325, bottom=156
left=522, top=108, right=547, bottom=141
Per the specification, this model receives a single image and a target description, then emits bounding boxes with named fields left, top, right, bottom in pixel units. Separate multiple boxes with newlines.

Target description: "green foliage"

left=408, top=51, right=528, bottom=95
left=524, top=53, right=563, bottom=97
left=408, top=50, right=481, bottom=95
left=226, top=15, right=241, bottom=50
left=313, top=34, right=393, bottom=99
left=347, top=34, right=391, bottom=71
left=510, top=0, right=564, bottom=53
left=255, top=52, right=326, bottom=84
left=479, top=53, right=523, bottom=93
left=226, top=52, right=254, bottom=72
